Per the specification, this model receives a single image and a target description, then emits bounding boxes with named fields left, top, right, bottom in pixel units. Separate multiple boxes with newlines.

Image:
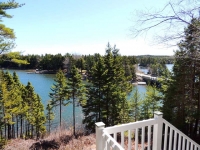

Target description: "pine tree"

left=1, top=72, right=24, bottom=139
left=0, top=71, right=5, bottom=139
left=68, top=65, right=86, bottom=136
left=129, top=87, right=142, bottom=122
left=103, top=43, right=132, bottom=125
left=161, top=18, right=200, bottom=141
left=46, top=101, right=55, bottom=133
left=0, top=1, right=23, bottom=54
left=30, top=95, right=46, bottom=139
left=140, top=85, right=161, bottom=119
left=24, top=82, right=36, bottom=138
left=83, top=44, right=132, bottom=131
left=20, top=84, right=29, bottom=138
left=82, top=54, right=107, bottom=131
left=49, top=69, right=70, bottom=127
left=12, top=72, right=24, bottom=138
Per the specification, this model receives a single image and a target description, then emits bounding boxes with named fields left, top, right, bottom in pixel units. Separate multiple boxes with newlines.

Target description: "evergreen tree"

left=161, top=18, right=200, bottom=141
left=68, top=65, right=86, bottom=136
left=46, top=101, right=54, bottom=133
left=49, top=69, right=70, bottom=127
left=83, top=44, right=132, bottom=131
left=129, top=87, right=142, bottom=122
left=140, top=85, right=161, bottom=119
left=103, top=43, right=132, bottom=125
left=0, top=71, right=45, bottom=141
left=0, top=71, right=5, bottom=139
left=0, top=1, right=23, bottom=54
left=30, top=94, right=46, bottom=139
left=82, top=54, right=107, bottom=131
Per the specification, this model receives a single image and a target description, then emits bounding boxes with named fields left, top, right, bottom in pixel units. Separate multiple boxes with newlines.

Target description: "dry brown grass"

left=4, top=126, right=96, bottom=150
left=4, top=125, right=149, bottom=150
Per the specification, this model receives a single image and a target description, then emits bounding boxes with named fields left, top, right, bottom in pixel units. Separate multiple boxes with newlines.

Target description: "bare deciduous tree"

left=131, top=0, right=200, bottom=46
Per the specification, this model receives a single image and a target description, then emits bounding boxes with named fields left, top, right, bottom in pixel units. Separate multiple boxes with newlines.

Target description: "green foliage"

left=160, top=18, right=200, bottom=141
left=46, top=101, right=54, bottom=133
left=39, top=54, right=65, bottom=70
left=129, top=87, right=142, bottom=122
left=49, top=69, right=70, bottom=127
left=149, top=63, right=170, bottom=77
left=137, top=55, right=174, bottom=66
left=76, top=57, right=86, bottom=73
left=82, top=54, right=106, bottom=131
left=83, top=44, right=132, bottom=132
left=30, top=95, right=46, bottom=139
left=0, top=1, right=23, bottom=54
left=68, top=65, right=86, bottom=136
left=0, top=71, right=45, bottom=140
left=140, top=85, right=161, bottom=119
left=0, top=1, right=23, bottom=19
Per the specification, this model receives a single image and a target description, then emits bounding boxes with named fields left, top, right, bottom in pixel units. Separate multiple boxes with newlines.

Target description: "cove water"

left=6, top=69, right=146, bottom=128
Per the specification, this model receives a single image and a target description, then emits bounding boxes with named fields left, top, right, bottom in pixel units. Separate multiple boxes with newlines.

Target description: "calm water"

left=4, top=69, right=152, bottom=127
left=138, top=64, right=174, bottom=74
left=5, top=69, right=83, bottom=127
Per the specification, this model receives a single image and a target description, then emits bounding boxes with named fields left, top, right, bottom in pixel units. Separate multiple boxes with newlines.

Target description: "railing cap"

left=95, top=122, right=105, bottom=128
left=154, top=111, right=163, bottom=116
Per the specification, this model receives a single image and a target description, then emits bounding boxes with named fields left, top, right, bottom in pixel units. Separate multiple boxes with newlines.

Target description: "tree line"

left=137, top=55, right=174, bottom=67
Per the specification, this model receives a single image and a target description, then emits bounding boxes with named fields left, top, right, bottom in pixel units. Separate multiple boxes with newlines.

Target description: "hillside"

left=4, top=128, right=96, bottom=150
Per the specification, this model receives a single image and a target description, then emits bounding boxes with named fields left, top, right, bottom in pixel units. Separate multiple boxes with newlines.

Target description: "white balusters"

left=142, top=127, right=145, bottom=149
left=173, top=131, right=177, bottom=150
left=128, top=130, right=131, bottom=150
left=96, top=112, right=200, bottom=150
left=135, top=128, right=138, bottom=150
left=164, top=124, right=168, bottom=150
left=121, top=131, right=124, bottom=148
left=148, top=125, right=151, bottom=150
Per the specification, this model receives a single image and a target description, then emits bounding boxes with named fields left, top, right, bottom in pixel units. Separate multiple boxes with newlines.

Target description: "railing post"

left=153, top=111, right=163, bottom=150
left=95, top=122, right=105, bottom=150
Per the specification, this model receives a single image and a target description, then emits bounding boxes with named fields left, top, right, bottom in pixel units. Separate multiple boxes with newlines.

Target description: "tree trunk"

left=60, top=99, right=62, bottom=127
left=20, top=115, right=23, bottom=138
left=16, top=116, right=18, bottom=138
left=73, top=92, right=75, bottom=136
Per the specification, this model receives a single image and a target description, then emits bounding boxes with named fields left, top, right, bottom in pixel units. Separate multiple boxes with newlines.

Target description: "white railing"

left=95, top=111, right=200, bottom=150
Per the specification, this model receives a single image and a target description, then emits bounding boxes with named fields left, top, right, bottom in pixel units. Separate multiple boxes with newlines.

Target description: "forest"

left=1, top=0, right=200, bottom=149
left=0, top=44, right=165, bottom=142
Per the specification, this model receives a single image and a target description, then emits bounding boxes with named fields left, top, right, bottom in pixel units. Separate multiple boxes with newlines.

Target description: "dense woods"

left=159, top=18, right=200, bottom=142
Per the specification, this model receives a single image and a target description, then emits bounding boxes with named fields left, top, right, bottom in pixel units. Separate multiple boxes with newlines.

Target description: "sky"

left=3, top=0, right=177, bottom=56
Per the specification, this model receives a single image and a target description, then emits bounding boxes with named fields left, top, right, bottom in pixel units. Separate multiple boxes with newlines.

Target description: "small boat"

left=137, top=82, right=146, bottom=85
left=27, top=72, right=35, bottom=74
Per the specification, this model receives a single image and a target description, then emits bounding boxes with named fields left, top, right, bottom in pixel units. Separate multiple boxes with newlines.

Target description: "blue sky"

left=3, top=0, right=176, bottom=56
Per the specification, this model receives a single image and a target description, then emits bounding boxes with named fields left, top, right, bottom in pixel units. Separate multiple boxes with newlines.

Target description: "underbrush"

left=4, top=126, right=96, bottom=150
